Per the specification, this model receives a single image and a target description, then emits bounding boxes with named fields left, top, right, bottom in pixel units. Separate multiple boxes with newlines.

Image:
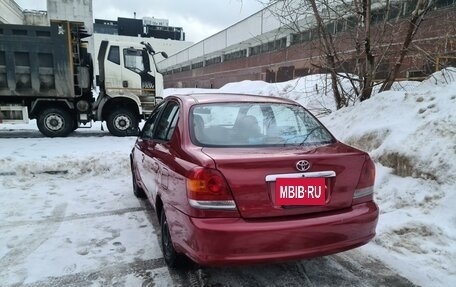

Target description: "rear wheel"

left=132, top=168, right=146, bottom=199
left=160, top=208, right=190, bottom=269
left=37, top=107, right=74, bottom=137
left=106, top=108, right=138, bottom=137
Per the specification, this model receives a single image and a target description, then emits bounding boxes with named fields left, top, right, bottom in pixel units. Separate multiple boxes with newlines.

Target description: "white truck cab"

left=96, top=41, right=167, bottom=136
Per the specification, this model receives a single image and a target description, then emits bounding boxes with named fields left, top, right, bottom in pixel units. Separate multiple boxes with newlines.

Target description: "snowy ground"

left=0, top=130, right=175, bottom=286
left=0, top=127, right=415, bottom=287
left=1, top=69, right=455, bottom=286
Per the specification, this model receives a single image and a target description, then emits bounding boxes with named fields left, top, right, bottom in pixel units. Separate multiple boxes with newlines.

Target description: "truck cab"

left=96, top=40, right=167, bottom=136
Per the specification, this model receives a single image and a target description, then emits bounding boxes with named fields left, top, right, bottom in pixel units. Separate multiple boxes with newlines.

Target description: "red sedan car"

left=130, top=93, right=378, bottom=267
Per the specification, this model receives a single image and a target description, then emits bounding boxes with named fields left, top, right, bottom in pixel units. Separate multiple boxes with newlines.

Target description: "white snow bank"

left=165, top=74, right=361, bottom=116
left=165, top=69, right=456, bottom=286
left=419, top=67, right=456, bottom=86
left=219, top=75, right=342, bottom=115
left=0, top=135, right=136, bottom=176
left=320, top=70, right=456, bottom=287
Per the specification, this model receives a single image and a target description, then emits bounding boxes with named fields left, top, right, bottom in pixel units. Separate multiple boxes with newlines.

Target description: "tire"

left=72, top=120, right=79, bottom=132
left=132, top=168, right=146, bottom=199
left=160, top=208, right=190, bottom=269
left=37, top=107, right=74, bottom=137
left=106, top=108, right=138, bottom=137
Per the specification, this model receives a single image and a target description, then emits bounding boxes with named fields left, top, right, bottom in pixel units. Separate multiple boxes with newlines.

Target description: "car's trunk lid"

left=202, top=143, right=367, bottom=219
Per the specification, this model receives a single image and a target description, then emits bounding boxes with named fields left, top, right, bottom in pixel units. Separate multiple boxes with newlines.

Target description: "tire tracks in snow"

left=192, top=250, right=418, bottom=287
left=20, top=258, right=167, bottom=287
left=0, top=203, right=68, bottom=284
left=0, top=207, right=147, bottom=229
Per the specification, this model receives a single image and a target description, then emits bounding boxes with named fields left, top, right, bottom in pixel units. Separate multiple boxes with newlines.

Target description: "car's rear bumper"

left=169, top=201, right=379, bottom=266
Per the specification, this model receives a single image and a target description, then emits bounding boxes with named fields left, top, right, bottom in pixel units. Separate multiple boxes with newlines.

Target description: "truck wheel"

left=106, top=108, right=138, bottom=137
left=37, top=108, right=74, bottom=137
left=72, top=120, right=79, bottom=132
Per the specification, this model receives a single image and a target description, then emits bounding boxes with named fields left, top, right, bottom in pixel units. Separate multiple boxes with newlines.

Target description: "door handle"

left=141, top=154, right=145, bottom=163
left=123, top=80, right=128, bottom=88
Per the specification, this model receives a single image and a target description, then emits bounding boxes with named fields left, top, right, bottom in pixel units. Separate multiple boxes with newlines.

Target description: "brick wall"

left=164, top=7, right=456, bottom=88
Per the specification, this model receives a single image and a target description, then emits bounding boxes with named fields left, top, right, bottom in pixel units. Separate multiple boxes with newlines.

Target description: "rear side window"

left=154, top=102, right=179, bottom=141
left=191, top=103, right=334, bottom=147
left=141, top=102, right=166, bottom=139
left=107, top=46, right=120, bottom=65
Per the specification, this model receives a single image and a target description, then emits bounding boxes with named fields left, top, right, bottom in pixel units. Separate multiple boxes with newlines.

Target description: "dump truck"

left=0, top=20, right=166, bottom=137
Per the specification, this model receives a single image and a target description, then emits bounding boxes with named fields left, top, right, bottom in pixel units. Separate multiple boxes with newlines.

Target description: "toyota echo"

left=130, top=93, right=379, bottom=267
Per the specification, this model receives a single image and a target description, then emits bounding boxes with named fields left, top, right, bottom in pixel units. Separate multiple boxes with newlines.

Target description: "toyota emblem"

left=296, top=160, right=311, bottom=172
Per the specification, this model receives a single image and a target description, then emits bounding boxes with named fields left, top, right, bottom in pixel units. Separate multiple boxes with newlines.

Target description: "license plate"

left=275, top=178, right=326, bottom=206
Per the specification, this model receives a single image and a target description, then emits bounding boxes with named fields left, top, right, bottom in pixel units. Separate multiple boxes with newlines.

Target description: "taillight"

left=186, top=167, right=237, bottom=210
left=353, top=156, right=376, bottom=202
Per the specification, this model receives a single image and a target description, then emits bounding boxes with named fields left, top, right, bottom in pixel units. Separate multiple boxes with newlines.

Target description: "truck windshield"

left=190, top=103, right=335, bottom=147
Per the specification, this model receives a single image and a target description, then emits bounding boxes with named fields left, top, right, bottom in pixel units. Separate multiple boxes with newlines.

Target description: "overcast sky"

left=14, top=0, right=264, bottom=42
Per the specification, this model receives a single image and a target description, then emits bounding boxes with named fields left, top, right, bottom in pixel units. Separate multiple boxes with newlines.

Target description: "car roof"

left=167, top=93, right=299, bottom=106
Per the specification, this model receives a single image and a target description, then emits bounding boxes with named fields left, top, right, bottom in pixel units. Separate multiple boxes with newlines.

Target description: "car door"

left=142, top=101, right=180, bottom=201
left=134, top=102, right=165, bottom=199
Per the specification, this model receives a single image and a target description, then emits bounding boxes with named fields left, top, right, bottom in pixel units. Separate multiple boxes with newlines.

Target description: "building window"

left=205, top=56, right=221, bottom=66
left=435, top=0, right=455, bottom=8
left=224, top=49, right=247, bottom=62
left=249, top=38, right=287, bottom=56
left=191, top=61, right=204, bottom=69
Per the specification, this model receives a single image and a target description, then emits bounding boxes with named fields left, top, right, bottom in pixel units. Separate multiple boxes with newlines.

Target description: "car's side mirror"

left=126, top=127, right=141, bottom=137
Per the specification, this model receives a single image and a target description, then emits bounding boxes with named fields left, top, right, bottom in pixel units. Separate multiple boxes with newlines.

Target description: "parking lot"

left=0, top=128, right=418, bottom=286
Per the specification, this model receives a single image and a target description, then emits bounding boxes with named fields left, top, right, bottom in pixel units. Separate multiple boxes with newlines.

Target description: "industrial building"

left=0, top=0, right=192, bottom=72
left=94, top=16, right=185, bottom=41
left=159, top=0, right=456, bottom=88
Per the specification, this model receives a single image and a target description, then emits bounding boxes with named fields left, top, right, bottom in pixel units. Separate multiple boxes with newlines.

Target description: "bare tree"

left=258, top=0, right=435, bottom=108
left=379, top=0, right=435, bottom=91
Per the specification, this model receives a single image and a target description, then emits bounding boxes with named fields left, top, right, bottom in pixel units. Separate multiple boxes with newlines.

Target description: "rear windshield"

left=190, top=103, right=335, bottom=147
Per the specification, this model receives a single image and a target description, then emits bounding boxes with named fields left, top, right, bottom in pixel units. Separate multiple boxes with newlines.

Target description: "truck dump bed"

left=0, top=22, right=87, bottom=99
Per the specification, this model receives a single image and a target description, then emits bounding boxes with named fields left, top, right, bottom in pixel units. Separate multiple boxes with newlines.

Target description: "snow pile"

left=219, top=75, right=344, bottom=115
left=371, top=80, right=422, bottom=95
left=165, top=74, right=360, bottom=116
left=320, top=69, right=456, bottom=286
left=419, top=67, right=456, bottom=86
left=0, top=131, right=136, bottom=177
left=165, top=69, right=456, bottom=285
